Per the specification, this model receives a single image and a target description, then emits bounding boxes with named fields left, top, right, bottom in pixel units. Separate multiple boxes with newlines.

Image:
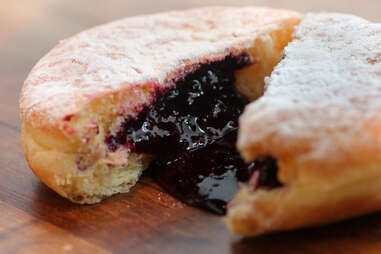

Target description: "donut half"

left=226, top=13, right=381, bottom=236
left=20, top=7, right=301, bottom=204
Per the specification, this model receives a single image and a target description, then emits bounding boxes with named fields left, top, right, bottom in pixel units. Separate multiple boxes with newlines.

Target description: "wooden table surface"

left=1, top=1, right=381, bottom=253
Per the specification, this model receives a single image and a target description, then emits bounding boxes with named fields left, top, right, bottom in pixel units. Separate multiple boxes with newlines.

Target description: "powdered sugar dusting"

left=239, top=13, right=381, bottom=165
left=20, top=7, right=300, bottom=128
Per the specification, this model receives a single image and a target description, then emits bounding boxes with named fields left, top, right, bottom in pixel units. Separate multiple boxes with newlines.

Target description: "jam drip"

left=153, top=131, right=250, bottom=214
left=106, top=54, right=282, bottom=214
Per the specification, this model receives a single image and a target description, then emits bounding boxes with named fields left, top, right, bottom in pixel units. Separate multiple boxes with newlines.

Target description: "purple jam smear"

left=106, top=54, right=282, bottom=214
left=248, top=156, right=282, bottom=190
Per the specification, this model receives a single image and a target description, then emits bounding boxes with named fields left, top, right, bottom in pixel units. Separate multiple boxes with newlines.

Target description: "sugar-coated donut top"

left=239, top=13, right=381, bottom=167
left=19, top=6, right=300, bottom=129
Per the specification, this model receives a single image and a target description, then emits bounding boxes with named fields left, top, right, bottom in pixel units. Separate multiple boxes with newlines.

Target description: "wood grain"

left=1, top=1, right=381, bottom=253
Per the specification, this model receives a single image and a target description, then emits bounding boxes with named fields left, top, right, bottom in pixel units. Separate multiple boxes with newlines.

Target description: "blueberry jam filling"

left=106, top=54, right=282, bottom=214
